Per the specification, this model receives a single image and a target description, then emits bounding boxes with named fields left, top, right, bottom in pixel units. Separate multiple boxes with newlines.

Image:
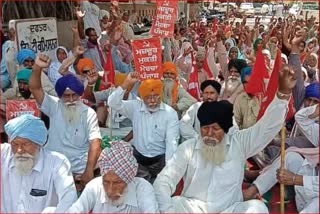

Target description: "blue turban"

left=55, top=74, right=84, bottom=97
left=241, top=67, right=252, bottom=83
left=4, top=114, right=47, bottom=146
left=305, top=82, right=319, bottom=99
left=16, top=68, right=32, bottom=83
left=16, top=49, right=36, bottom=65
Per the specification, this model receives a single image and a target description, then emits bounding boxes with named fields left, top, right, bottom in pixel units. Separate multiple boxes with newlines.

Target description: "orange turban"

left=162, top=62, right=177, bottom=77
left=76, top=58, right=95, bottom=74
left=114, top=73, right=127, bottom=87
left=138, top=79, right=163, bottom=99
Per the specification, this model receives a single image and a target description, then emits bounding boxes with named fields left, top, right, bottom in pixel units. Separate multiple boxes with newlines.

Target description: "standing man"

left=77, top=8, right=106, bottom=71
left=80, top=0, right=101, bottom=36
left=1, top=114, right=77, bottom=212
left=29, top=54, right=102, bottom=190
left=153, top=65, right=297, bottom=213
left=108, top=72, right=180, bottom=183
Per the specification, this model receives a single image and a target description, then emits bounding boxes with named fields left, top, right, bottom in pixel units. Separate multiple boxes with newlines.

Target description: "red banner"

left=132, top=37, right=162, bottom=80
left=150, top=0, right=177, bottom=38
left=6, top=100, right=40, bottom=121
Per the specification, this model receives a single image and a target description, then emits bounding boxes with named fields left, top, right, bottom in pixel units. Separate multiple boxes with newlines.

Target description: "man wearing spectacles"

left=108, top=72, right=179, bottom=184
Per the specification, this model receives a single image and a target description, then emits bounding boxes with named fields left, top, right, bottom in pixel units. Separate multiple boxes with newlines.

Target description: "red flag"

left=202, top=50, right=214, bottom=79
left=245, top=46, right=269, bottom=97
left=212, top=18, right=217, bottom=34
left=103, top=51, right=115, bottom=84
left=187, top=54, right=201, bottom=101
left=257, top=49, right=294, bottom=121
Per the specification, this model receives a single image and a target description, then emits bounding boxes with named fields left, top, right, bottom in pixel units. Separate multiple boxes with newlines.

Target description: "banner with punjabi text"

left=150, top=0, right=177, bottom=38
left=132, top=37, right=162, bottom=80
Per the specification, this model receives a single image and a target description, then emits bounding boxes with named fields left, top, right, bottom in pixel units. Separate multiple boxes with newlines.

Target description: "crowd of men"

left=1, top=0, right=319, bottom=213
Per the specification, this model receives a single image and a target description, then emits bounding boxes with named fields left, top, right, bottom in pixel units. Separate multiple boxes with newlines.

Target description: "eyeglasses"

left=82, top=69, right=90, bottom=74
left=145, top=94, right=160, bottom=101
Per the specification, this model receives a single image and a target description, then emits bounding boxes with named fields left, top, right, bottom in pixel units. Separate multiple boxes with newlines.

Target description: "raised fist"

left=35, top=54, right=51, bottom=69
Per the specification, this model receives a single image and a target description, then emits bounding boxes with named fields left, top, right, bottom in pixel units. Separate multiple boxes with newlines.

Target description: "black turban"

left=197, top=100, right=233, bottom=133
left=200, top=80, right=222, bottom=94
left=228, top=59, right=248, bottom=73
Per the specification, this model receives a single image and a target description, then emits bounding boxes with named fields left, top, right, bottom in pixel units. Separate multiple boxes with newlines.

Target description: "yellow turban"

left=162, top=62, right=177, bottom=77
left=76, top=58, right=95, bottom=74
left=138, top=79, right=163, bottom=99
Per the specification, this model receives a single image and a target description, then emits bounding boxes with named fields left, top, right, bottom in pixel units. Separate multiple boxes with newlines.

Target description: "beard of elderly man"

left=162, top=78, right=176, bottom=106
left=11, top=137, right=40, bottom=176
left=61, top=90, right=82, bottom=126
left=103, top=170, right=129, bottom=207
left=161, top=62, right=178, bottom=107
left=199, top=122, right=226, bottom=166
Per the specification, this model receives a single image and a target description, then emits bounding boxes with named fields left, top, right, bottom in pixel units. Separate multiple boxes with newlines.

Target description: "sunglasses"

left=82, top=69, right=91, bottom=74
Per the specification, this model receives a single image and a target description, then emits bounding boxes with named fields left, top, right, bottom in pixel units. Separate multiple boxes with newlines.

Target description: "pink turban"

left=98, top=142, right=138, bottom=184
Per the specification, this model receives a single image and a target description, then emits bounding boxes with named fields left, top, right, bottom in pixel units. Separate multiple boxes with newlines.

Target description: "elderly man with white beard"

left=1, top=114, right=77, bottom=213
left=222, top=59, right=248, bottom=104
left=29, top=54, right=102, bottom=191
left=153, top=64, right=297, bottom=213
left=67, top=142, right=159, bottom=213
left=180, top=79, right=221, bottom=141
left=108, top=72, right=179, bottom=184
left=161, top=62, right=197, bottom=118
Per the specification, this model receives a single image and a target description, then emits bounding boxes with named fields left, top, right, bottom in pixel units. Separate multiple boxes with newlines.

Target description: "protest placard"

left=6, top=100, right=40, bottom=121
left=150, top=0, right=177, bottom=38
left=132, top=37, right=162, bottom=80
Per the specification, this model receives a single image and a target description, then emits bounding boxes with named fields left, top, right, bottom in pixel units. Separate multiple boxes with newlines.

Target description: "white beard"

left=225, top=76, right=241, bottom=95
left=107, top=187, right=128, bottom=207
left=162, top=78, right=175, bottom=106
left=62, top=101, right=82, bottom=126
left=200, top=137, right=226, bottom=166
left=14, top=152, right=38, bottom=176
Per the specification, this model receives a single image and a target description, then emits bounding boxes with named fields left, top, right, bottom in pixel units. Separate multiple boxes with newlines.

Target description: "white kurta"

left=1, top=144, right=77, bottom=213
left=254, top=105, right=319, bottom=213
left=67, top=177, right=159, bottom=213
left=154, top=96, right=288, bottom=213
left=179, top=102, right=202, bottom=140
left=39, top=93, right=101, bottom=174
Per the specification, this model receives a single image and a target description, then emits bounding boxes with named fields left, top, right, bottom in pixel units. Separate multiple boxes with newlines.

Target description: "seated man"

left=83, top=71, right=135, bottom=136
left=153, top=65, right=296, bottom=213
left=244, top=104, right=319, bottom=213
left=29, top=54, right=102, bottom=190
left=108, top=72, right=179, bottom=183
left=1, top=114, right=77, bottom=212
left=16, top=49, right=56, bottom=96
left=180, top=79, right=221, bottom=140
left=161, top=62, right=197, bottom=118
left=1, top=68, right=34, bottom=111
left=68, top=142, right=159, bottom=213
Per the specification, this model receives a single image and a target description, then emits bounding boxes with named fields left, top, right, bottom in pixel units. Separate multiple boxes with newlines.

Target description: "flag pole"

left=280, top=126, right=286, bottom=214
